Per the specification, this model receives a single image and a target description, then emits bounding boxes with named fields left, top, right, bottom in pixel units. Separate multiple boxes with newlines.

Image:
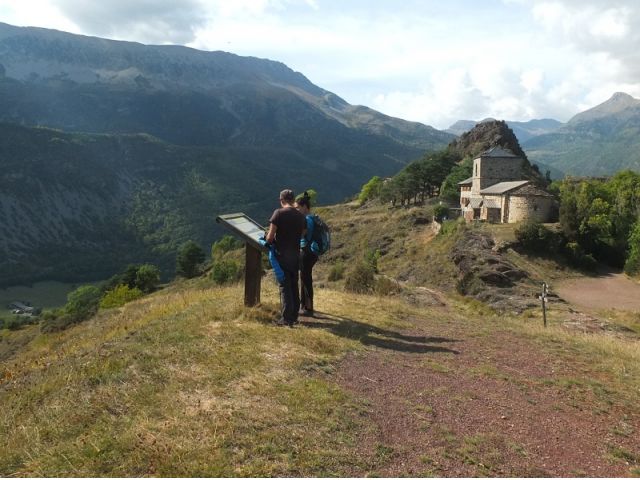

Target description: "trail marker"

left=216, top=213, right=267, bottom=307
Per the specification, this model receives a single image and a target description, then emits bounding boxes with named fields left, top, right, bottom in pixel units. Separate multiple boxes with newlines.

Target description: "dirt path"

left=314, top=305, right=640, bottom=477
left=556, top=271, right=640, bottom=312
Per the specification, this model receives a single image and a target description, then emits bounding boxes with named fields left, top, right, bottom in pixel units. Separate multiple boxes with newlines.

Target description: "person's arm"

left=266, top=223, right=277, bottom=244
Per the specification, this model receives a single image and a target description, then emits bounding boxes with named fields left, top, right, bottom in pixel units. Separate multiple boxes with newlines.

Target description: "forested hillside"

left=0, top=22, right=453, bottom=286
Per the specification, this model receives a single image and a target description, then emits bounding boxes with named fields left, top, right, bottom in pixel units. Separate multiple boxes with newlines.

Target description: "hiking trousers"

left=279, top=267, right=300, bottom=325
left=300, top=249, right=318, bottom=312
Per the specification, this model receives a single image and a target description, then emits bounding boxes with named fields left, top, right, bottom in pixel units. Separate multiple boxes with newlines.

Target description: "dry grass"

left=2, top=202, right=640, bottom=476
left=0, top=280, right=412, bottom=476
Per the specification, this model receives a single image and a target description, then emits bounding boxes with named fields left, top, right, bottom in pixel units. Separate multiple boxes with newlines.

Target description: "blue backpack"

left=307, top=214, right=330, bottom=255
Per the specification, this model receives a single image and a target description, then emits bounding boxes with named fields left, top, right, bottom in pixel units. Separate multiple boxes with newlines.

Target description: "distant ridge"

left=446, top=118, right=562, bottom=143
left=524, top=92, right=640, bottom=176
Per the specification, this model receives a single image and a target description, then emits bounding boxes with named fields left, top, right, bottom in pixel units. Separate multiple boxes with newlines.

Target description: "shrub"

left=344, top=263, right=375, bottom=294
left=515, top=221, right=563, bottom=253
left=135, top=264, right=161, bottom=293
left=5, top=316, right=22, bottom=331
left=433, top=204, right=449, bottom=222
left=211, top=259, right=240, bottom=284
left=440, top=217, right=466, bottom=236
left=41, top=313, right=76, bottom=333
left=64, top=285, right=102, bottom=322
left=374, top=276, right=402, bottom=296
left=327, top=261, right=345, bottom=281
left=624, top=222, right=640, bottom=276
left=364, top=249, right=381, bottom=273
left=565, top=242, right=597, bottom=271
left=358, top=176, right=383, bottom=204
left=100, top=284, right=144, bottom=309
left=211, top=235, right=242, bottom=261
left=177, top=240, right=206, bottom=278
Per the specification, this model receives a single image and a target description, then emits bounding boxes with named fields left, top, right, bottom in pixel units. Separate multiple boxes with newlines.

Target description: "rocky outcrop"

left=448, top=119, right=528, bottom=160
left=450, top=230, right=538, bottom=313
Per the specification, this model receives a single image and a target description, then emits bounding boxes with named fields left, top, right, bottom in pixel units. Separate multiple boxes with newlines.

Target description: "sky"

left=1, top=0, right=639, bottom=129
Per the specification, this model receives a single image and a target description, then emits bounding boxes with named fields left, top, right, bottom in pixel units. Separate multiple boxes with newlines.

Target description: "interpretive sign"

left=216, top=213, right=267, bottom=252
left=216, top=213, right=267, bottom=307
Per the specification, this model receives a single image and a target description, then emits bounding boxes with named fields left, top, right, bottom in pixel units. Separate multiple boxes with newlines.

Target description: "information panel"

left=216, top=213, right=267, bottom=251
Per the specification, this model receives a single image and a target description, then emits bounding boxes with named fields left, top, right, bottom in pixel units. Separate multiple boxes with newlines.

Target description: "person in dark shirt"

left=266, top=189, right=306, bottom=327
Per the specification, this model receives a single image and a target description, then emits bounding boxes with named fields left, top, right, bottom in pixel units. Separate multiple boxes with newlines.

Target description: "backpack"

left=309, top=214, right=331, bottom=255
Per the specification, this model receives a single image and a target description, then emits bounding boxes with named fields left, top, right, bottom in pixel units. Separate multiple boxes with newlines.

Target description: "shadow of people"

left=301, top=312, right=459, bottom=355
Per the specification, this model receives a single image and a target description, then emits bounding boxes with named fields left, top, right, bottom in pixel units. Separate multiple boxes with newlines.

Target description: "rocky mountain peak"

left=447, top=119, right=528, bottom=161
left=569, top=92, right=640, bottom=124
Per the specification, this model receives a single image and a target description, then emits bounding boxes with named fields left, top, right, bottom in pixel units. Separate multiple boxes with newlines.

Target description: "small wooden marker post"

left=216, top=213, right=268, bottom=308
left=540, top=282, right=549, bottom=327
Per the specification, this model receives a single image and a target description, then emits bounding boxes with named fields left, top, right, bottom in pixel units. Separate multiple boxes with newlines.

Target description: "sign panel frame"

left=216, top=213, right=268, bottom=252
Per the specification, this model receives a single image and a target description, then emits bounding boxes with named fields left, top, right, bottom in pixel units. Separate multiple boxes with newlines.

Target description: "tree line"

left=358, top=150, right=464, bottom=206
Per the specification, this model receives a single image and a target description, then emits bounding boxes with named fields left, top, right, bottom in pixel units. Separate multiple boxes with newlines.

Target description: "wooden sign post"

left=540, top=282, right=549, bottom=327
left=216, top=213, right=268, bottom=308
left=244, top=243, right=262, bottom=307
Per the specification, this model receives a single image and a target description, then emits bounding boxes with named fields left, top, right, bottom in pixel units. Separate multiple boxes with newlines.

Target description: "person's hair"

left=280, top=189, right=295, bottom=204
left=296, top=191, right=311, bottom=209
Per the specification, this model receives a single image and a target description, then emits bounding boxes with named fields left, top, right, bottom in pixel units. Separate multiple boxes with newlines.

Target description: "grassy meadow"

left=1, top=275, right=639, bottom=476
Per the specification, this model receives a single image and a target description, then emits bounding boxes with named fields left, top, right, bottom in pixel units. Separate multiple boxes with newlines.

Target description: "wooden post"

left=541, top=282, right=548, bottom=327
left=244, top=243, right=262, bottom=307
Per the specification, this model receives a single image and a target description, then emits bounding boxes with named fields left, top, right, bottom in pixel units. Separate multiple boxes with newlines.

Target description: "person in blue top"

left=295, top=192, right=318, bottom=317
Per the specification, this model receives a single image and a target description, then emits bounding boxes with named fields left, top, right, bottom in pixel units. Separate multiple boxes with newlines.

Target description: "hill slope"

left=0, top=121, right=406, bottom=286
left=1, top=221, right=639, bottom=476
left=0, top=22, right=454, bottom=286
left=524, top=93, right=640, bottom=176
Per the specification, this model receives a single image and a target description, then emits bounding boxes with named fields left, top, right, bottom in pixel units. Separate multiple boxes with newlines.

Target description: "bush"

left=364, top=249, right=381, bottom=273
left=327, top=261, right=345, bottom=281
left=65, top=285, right=102, bottom=322
left=624, top=222, right=640, bottom=276
left=211, top=259, right=240, bottom=284
left=103, top=263, right=162, bottom=293
left=374, top=276, right=402, bottom=296
left=344, top=263, right=375, bottom=294
left=440, top=217, right=466, bottom=236
left=177, top=240, right=206, bottom=278
left=433, top=204, right=449, bottom=222
left=211, top=235, right=242, bottom=261
left=135, top=264, right=161, bottom=293
left=5, top=316, right=22, bottom=330
left=100, top=284, right=144, bottom=309
left=358, top=176, right=383, bottom=204
left=565, top=242, right=597, bottom=271
left=41, top=313, right=76, bottom=333
left=515, top=221, right=563, bottom=253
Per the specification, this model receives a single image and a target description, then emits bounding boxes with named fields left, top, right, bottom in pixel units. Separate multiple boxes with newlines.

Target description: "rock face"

left=448, top=120, right=528, bottom=160
left=450, top=231, right=537, bottom=313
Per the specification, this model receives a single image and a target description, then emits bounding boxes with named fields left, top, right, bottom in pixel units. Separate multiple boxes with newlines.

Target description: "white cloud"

left=0, top=0, right=80, bottom=33
left=3, top=0, right=640, bottom=129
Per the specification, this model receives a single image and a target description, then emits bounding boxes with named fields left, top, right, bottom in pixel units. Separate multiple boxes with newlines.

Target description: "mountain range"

left=523, top=92, right=640, bottom=176
left=447, top=93, right=640, bottom=178
left=2, top=19, right=640, bottom=287
left=0, top=22, right=452, bottom=286
left=446, top=118, right=563, bottom=143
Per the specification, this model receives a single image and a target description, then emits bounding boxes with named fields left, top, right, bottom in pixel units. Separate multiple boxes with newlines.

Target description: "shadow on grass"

left=301, top=312, right=459, bottom=355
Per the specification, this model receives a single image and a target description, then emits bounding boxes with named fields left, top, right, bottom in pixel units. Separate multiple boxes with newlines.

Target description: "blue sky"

left=1, top=0, right=638, bottom=129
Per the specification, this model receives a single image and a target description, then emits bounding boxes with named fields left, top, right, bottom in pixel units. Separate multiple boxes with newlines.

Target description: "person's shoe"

left=274, top=318, right=289, bottom=327
left=299, top=309, right=315, bottom=318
